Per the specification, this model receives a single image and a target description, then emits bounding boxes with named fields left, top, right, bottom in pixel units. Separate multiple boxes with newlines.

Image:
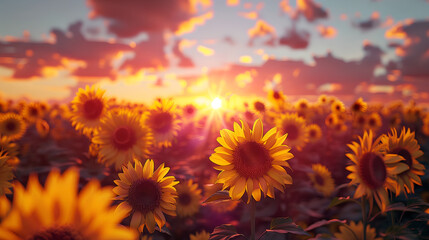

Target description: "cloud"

left=181, top=43, right=385, bottom=97
left=0, top=21, right=131, bottom=79
left=172, top=39, right=195, bottom=68
left=317, top=25, right=337, bottom=38
left=248, top=20, right=277, bottom=46
left=296, top=0, right=328, bottom=22
left=87, top=0, right=210, bottom=37
left=119, top=32, right=169, bottom=73
left=386, top=20, right=429, bottom=79
left=279, top=27, right=310, bottom=49
left=352, top=11, right=381, bottom=31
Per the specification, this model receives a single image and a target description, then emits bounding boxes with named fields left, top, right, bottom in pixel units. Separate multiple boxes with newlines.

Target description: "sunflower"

left=346, top=131, right=409, bottom=211
left=71, top=85, right=108, bottom=135
left=190, top=230, right=210, bottom=240
left=210, top=119, right=293, bottom=202
left=276, top=113, right=308, bottom=150
left=267, top=90, right=287, bottom=111
left=334, top=221, right=382, bottom=240
left=175, top=180, right=202, bottom=217
left=35, top=119, right=50, bottom=138
left=113, top=159, right=178, bottom=233
left=0, top=136, right=19, bottom=167
left=0, top=113, right=27, bottom=141
left=21, top=102, right=44, bottom=122
left=307, top=124, right=322, bottom=143
left=366, top=112, right=382, bottom=131
left=352, top=113, right=367, bottom=129
left=351, top=98, right=367, bottom=113
left=0, top=151, right=13, bottom=196
left=144, top=99, right=181, bottom=147
left=325, top=113, right=338, bottom=128
left=0, top=168, right=136, bottom=239
left=380, top=128, right=425, bottom=196
left=308, top=164, right=335, bottom=197
left=295, top=98, right=310, bottom=113
left=182, top=104, right=197, bottom=119
left=331, top=100, right=345, bottom=114
left=92, top=109, right=152, bottom=169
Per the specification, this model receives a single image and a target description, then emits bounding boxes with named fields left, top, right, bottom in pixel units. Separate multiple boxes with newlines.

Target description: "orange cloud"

left=235, top=70, right=256, bottom=88
left=227, top=0, right=239, bottom=6
left=175, top=11, right=214, bottom=35
left=340, top=14, right=348, bottom=20
left=297, top=0, right=328, bottom=22
left=248, top=20, right=276, bottom=46
left=317, top=25, right=337, bottom=38
left=197, top=45, right=215, bottom=56
left=280, top=0, right=293, bottom=14
left=239, top=11, right=258, bottom=19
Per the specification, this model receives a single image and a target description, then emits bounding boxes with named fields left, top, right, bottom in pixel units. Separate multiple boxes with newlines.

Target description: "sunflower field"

left=0, top=86, right=429, bottom=240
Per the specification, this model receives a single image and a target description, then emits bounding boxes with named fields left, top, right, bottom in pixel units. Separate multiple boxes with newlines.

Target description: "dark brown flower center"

left=5, top=120, right=17, bottom=132
left=368, top=118, right=376, bottom=126
left=309, top=129, right=317, bottom=138
left=29, top=226, right=83, bottom=240
left=357, top=116, right=366, bottom=125
left=185, top=106, right=195, bottom=115
left=359, top=152, right=386, bottom=189
left=315, top=174, right=324, bottom=185
left=83, top=99, right=103, bottom=120
left=254, top=101, right=265, bottom=112
left=352, top=103, right=361, bottom=112
left=112, top=126, right=136, bottom=150
left=233, top=141, right=272, bottom=178
left=178, top=192, right=192, bottom=206
left=283, top=124, right=299, bottom=141
left=273, top=91, right=280, bottom=99
left=150, top=112, right=173, bottom=133
left=128, top=179, right=161, bottom=214
left=392, top=147, right=413, bottom=168
left=29, top=107, right=39, bottom=117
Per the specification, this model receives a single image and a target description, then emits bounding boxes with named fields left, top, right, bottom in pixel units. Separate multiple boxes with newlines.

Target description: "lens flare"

left=211, top=97, right=222, bottom=110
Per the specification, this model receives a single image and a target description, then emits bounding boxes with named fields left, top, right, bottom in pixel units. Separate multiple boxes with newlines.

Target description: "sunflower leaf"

left=268, top=217, right=310, bottom=236
left=203, top=190, right=231, bottom=203
left=209, top=224, right=246, bottom=240
left=328, top=197, right=360, bottom=208
left=304, top=219, right=346, bottom=232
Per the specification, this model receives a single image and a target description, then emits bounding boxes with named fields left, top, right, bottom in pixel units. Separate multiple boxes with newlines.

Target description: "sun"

left=211, top=97, right=222, bottom=110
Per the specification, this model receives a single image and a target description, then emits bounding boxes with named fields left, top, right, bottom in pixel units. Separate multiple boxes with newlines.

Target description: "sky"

left=1, top=0, right=429, bottom=104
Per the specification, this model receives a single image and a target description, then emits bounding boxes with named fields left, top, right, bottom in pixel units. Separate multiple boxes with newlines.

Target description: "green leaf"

left=370, top=202, right=428, bottom=222
left=328, top=197, right=360, bottom=208
left=204, top=190, right=231, bottom=203
left=209, top=224, right=246, bottom=240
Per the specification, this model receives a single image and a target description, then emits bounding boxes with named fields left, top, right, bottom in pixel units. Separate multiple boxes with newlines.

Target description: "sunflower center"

left=150, top=112, right=173, bottom=133
left=178, top=192, right=192, bottom=206
left=392, top=147, right=413, bottom=168
left=309, top=129, right=317, bottom=138
left=112, top=126, right=136, bottom=150
left=357, top=116, right=365, bottom=125
left=359, top=152, right=386, bottom=189
left=5, top=120, right=17, bottom=131
left=254, top=102, right=265, bottom=112
left=128, top=179, right=161, bottom=214
left=83, top=99, right=103, bottom=120
left=29, top=107, right=39, bottom=117
left=368, top=118, right=376, bottom=126
left=283, top=124, right=299, bottom=141
left=185, top=107, right=195, bottom=115
left=273, top=91, right=280, bottom=99
left=352, top=103, right=361, bottom=112
left=315, top=174, right=324, bottom=185
left=29, top=226, right=83, bottom=240
left=233, top=141, right=272, bottom=178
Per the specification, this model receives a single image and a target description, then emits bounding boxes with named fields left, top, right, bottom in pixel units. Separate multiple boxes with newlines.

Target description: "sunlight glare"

left=211, top=97, right=222, bottom=110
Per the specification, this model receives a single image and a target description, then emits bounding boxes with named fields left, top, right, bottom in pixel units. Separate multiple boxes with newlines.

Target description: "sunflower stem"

left=250, top=197, right=256, bottom=240
left=361, top=198, right=367, bottom=240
